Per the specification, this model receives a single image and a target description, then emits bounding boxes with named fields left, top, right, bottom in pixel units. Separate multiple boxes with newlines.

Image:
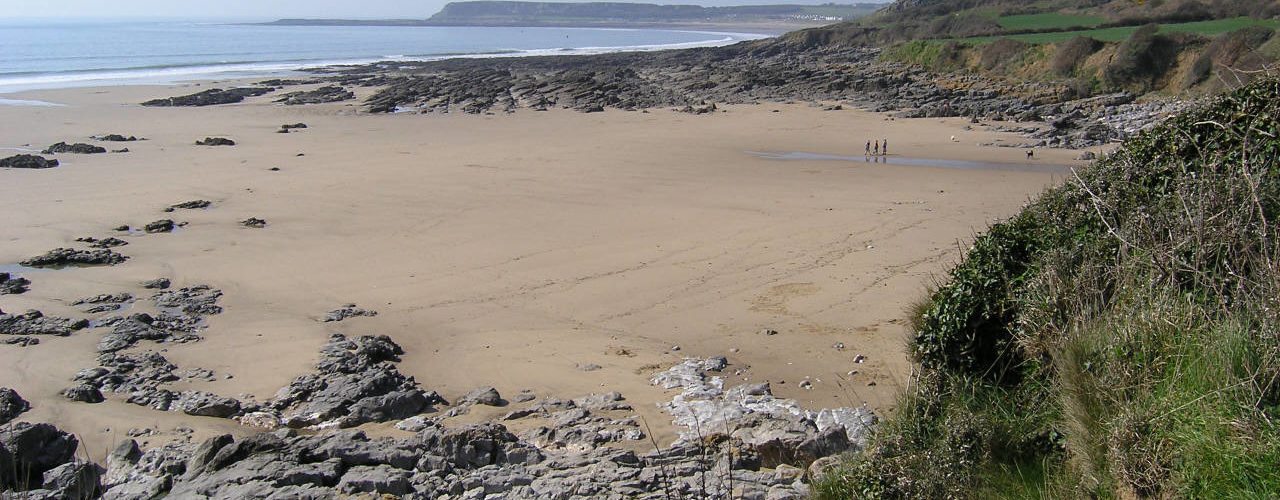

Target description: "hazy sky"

left=0, top=0, right=890, bottom=20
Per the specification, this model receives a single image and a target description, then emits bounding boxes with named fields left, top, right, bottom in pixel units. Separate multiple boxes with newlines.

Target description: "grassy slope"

left=814, top=75, right=1280, bottom=499
left=963, top=17, right=1280, bottom=44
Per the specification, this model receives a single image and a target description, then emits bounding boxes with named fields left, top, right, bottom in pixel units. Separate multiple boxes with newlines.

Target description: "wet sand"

left=0, top=80, right=1092, bottom=457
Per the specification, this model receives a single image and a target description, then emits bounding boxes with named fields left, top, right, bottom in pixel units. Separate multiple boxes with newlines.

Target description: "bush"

left=1051, top=36, right=1104, bottom=77
left=1184, top=26, right=1277, bottom=89
left=825, top=77, right=1280, bottom=497
left=1104, top=24, right=1180, bottom=91
left=978, top=38, right=1031, bottom=71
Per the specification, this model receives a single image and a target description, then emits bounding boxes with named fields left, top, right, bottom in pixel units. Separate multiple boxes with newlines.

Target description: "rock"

left=168, top=200, right=211, bottom=211
left=0, top=154, right=59, bottom=169
left=42, top=142, right=106, bottom=154
left=2, top=336, right=39, bottom=347
left=761, top=328, right=779, bottom=336
left=1078, top=151, right=1097, bottom=160
left=91, top=134, right=138, bottom=142
left=576, top=363, right=602, bottom=372
left=0, top=309, right=89, bottom=336
left=0, top=272, right=31, bottom=294
left=175, top=391, right=242, bottom=418
left=275, top=86, right=354, bottom=105
left=322, top=304, right=375, bottom=322
left=20, top=247, right=128, bottom=267
left=240, top=217, right=267, bottom=228
left=512, top=391, right=536, bottom=403
left=142, top=87, right=273, bottom=107
left=141, top=278, right=171, bottom=290
left=337, top=464, right=411, bottom=495
left=0, top=387, right=30, bottom=424
left=282, top=123, right=308, bottom=130
left=195, top=137, right=235, bottom=146
left=112, top=148, right=130, bottom=153
left=0, top=422, right=79, bottom=489
left=42, top=461, right=104, bottom=498
left=461, top=387, right=503, bottom=407
left=144, top=219, right=176, bottom=233
left=78, top=236, right=129, bottom=248
left=269, top=334, right=443, bottom=429
left=62, top=384, right=106, bottom=403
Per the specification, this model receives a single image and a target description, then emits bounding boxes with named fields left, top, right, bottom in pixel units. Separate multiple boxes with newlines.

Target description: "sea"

left=0, top=20, right=770, bottom=94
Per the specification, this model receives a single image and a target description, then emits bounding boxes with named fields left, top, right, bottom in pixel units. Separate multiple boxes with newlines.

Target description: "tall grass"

left=817, top=76, right=1280, bottom=498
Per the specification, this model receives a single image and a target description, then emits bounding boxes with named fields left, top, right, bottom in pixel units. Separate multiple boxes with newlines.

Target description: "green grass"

left=997, top=12, right=1104, bottom=31
left=817, top=77, right=1280, bottom=498
left=961, top=17, right=1280, bottom=44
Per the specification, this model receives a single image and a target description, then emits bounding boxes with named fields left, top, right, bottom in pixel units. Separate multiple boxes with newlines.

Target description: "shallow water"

left=747, top=150, right=1071, bottom=174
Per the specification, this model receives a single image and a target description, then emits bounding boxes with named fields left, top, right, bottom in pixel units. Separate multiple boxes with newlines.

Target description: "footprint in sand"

left=749, top=282, right=820, bottom=315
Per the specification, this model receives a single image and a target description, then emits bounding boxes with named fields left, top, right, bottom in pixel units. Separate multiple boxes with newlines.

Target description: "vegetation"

left=961, top=17, right=1280, bottom=45
left=996, top=12, right=1105, bottom=31
left=815, top=76, right=1280, bottom=498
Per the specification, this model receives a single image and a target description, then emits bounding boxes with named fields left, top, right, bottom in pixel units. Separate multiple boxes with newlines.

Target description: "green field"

left=962, top=16, right=1280, bottom=44
left=997, top=12, right=1104, bottom=30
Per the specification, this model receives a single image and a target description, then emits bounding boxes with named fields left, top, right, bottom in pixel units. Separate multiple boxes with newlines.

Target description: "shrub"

left=1184, top=26, right=1276, bottom=89
left=979, top=38, right=1031, bottom=71
left=1104, top=24, right=1180, bottom=91
left=825, top=77, right=1280, bottom=497
left=1051, top=36, right=1104, bottom=77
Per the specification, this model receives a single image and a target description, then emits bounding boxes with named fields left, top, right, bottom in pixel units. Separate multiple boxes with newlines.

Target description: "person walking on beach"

left=865, top=140, right=871, bottom=156
left=882, top=139, right=888, bottom=156
left=873, top=140, right=879, bottom=156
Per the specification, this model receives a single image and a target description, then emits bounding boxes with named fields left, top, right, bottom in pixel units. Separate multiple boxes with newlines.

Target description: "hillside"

left=815, top=73, right=1280, bottom=498
left=266, top=1, right=883, bottom=28
left=781, top=0, right=1279, bottom=97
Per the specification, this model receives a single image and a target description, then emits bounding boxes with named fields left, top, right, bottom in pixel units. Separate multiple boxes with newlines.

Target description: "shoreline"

left=0, top=25, right=773, bottom=96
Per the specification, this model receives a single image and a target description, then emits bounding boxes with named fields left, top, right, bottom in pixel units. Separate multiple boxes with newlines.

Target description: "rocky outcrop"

left=0, top=309, right=89, bottom=336
left=0, top=154, right=59, bottom=169
left=321, top=304, right=376, bottom=322
left=0, top=272, right=30, bottom=294
left=141, top=87, right=273, bottom=107
left=20, top=248, right=128, bottom=267
left=0, top=422, right=88, bottom=494
left=0, top=387, right=30, bottom=424
left=91, top=134, right=139, bottom=142
left=165, top=200, right=211, bottom=212
left=144, top=219, right=176, bottom=233
left=275, top=86, right=354, bottom=105
left=76, top=236, right=129, bottom=248
left=95, top=285, right=222, bottom=352
left=239, top=217, right=267, bottom=228
left=195, top=137, right=236, bottom=146
left=43, top=142, right=107, bottom=154
left=261, top=334, right=444, bottom=430
left=73, top=293, right=134, bottom=314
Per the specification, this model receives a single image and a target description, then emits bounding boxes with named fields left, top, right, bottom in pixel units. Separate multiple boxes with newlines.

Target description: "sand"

left=0, top=80, right=1093, bottom=458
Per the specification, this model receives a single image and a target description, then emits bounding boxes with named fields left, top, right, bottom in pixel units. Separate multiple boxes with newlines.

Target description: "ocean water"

left=0, top=21, right=768, bottom=93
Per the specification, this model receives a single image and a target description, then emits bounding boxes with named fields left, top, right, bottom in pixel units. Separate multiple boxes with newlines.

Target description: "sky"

left=0, top=0, right=891, bottom=21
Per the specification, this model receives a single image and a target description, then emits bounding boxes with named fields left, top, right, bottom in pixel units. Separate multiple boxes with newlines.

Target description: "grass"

left=960, top=16, right=1280, bottom=44
left=997, top=12, right=1105, bottom=31
left=816, top=76, right=1280, bottom=498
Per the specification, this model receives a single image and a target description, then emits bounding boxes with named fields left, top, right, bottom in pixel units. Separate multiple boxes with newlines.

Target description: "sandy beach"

left=0, top=80, right=1089, bottom=458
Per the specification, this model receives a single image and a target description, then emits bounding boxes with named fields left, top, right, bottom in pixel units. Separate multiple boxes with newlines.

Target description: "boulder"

left=0, top=154, right=59, bottom=169
left=0, top=387, right=30, bottom=424
left=42, top=142, right=106, bottom=154
left=175, top=391, right=242, bottom=418
left=461, top=387, right=503, bottom=406
left=195, top=137, right=235, bottom=146
left=91, top=134, right=138, bottom=142
left=0, top=272, right=31, bottom=294
left=0, top=422, right=79, bottom=489
left=61, top=384, right=105, bottom=403
left=144, top=219, right=176, bottom=233
left=20, top=247, right=128, bottom=267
